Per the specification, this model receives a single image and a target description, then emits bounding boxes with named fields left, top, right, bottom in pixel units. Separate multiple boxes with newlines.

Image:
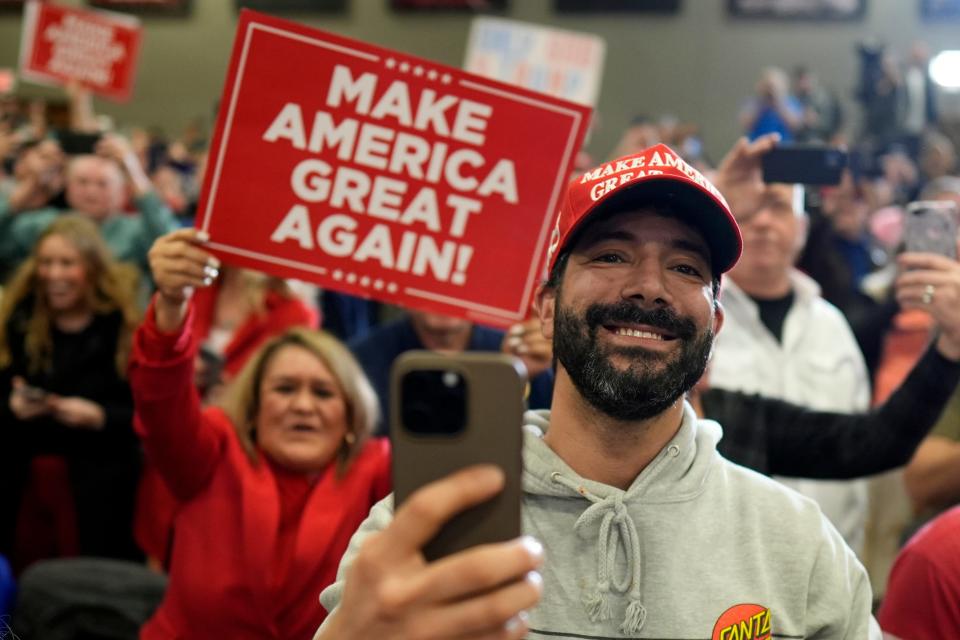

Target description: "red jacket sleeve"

left=130, top=297, right=227, bottom=501
left=369, top=437, right=392, bottom=503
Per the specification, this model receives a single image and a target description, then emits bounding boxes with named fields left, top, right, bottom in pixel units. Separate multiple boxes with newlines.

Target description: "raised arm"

left=709, top=245, right=960, bottom=480
left=95, top=133, right=179, bottom=239
left=707, top=341, right=959, bottom=479
left=129, top=229, right=224, bottom=500
left=66, top=82, right=98, bottom=134
left=712, top=132, right=780, bottom=217
left=898, top=247, right=960, bottom=512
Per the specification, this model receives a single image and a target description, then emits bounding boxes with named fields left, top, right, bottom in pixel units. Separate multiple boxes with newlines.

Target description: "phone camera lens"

left=442, top=371, right=460, bottom=388
left=401, top=368, right=468, bottom=436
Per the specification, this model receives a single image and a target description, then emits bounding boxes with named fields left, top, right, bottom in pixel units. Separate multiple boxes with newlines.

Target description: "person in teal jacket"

left=0, top=133, right=179, bottom=281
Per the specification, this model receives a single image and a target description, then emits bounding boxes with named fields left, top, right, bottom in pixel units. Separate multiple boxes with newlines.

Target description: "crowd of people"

left=0, top=32, right=959, bottom=640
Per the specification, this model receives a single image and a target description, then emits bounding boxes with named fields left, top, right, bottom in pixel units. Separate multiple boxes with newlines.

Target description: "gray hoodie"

left=317, top=403, right=879, bottom=639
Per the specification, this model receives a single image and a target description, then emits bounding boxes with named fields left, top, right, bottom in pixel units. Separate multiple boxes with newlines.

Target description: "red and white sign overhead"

left=18, top=0, right=143, bottom=102
left=197, top=10, right=591, bottom=328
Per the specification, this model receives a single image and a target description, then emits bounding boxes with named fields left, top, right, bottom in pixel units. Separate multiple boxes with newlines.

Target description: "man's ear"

left=705, top=300, right=725, bottom=364
left=535, top=284, right=557, bottom=341
left=712, top=299, right=725, bottom=337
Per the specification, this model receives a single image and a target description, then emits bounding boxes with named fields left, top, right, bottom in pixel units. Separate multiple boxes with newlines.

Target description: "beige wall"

left=1, top=0, right=958, bottom=161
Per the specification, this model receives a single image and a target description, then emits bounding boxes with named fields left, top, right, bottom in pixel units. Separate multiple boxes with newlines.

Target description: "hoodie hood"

left=520, top=403, right=722, bottom=634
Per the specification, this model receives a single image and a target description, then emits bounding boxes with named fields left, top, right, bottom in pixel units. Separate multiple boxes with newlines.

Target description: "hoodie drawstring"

left=551, top=473, right=647, bottom=634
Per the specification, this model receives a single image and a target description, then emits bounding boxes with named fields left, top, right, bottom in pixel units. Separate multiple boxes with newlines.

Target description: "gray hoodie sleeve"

left=314, top=494, right=396, bottom=639
left=805, top=514, right=881, bottom=640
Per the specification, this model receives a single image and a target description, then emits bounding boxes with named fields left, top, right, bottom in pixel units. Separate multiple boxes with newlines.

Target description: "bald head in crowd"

left=65, top=155, right=127, bottom=222
left=725, top=180, right=807, bottom=296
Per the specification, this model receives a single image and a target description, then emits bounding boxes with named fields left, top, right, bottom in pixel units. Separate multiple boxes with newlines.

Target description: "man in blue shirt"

left=350, top=310, right=554, bottom=436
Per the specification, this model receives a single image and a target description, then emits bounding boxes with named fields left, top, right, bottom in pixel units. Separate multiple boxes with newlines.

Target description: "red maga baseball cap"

left=545, top=143, right=742, bottom=276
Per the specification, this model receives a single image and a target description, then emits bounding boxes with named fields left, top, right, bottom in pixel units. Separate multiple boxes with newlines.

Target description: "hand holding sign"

left=502, top=316, right=552, bottom=379
left=147, top=229, right=221, bottom=332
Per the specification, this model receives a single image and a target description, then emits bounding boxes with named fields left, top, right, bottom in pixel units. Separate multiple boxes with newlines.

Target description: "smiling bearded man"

left=312, top=142, right=879, bottom=640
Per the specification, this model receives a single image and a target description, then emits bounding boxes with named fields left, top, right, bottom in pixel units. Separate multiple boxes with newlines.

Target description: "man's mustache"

left=583, top=301, right=697, bottom=340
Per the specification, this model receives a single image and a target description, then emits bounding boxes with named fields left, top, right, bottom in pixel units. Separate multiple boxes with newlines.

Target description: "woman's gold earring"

left=344, top=431, right=356, bottom=445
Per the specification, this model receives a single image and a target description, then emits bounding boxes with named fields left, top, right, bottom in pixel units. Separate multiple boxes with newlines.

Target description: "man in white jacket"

left=709, top=139, right=871, bottom=556
left=314, top=138, right=878, bottom=640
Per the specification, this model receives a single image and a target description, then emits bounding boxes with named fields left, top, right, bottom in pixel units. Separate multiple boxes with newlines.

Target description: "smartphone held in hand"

left=904, top=201, right=959, bottom=260
left=391, top=351, right=526, bottom=561
left=761, top=143, right=847, bottom=185
left=57, top=130, right=102, bottom=156
left=17, top=384, right=48, bottom=403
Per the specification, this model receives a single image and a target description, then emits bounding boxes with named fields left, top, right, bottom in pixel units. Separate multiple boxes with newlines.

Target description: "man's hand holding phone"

left=319, top=352, right=539, bottom=637
left=320, top=465, right=543, bottom=640
left=503, top=317, right=552, bottom=380
left=712, top=133, right=781, bottom=221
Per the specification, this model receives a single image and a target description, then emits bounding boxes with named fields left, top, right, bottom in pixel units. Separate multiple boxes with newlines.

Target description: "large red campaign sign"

left=197, top=10, right=591, bottom=328
left=18, top=1, right=143, bottom=102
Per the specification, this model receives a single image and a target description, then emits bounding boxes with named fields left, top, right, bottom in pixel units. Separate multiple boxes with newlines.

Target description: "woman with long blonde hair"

left=0, top=214, right=143, bottom=571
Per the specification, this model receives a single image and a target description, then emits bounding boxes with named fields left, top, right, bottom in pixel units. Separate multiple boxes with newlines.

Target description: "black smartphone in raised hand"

left=761, top=143, right=848, bottom=185
left=57, top=130, right=102, bottom=156
left=391, top=351, right=526, bottom=561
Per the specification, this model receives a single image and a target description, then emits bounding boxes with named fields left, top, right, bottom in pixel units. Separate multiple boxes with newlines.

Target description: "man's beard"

left=553, top=298, right=714, bottom=422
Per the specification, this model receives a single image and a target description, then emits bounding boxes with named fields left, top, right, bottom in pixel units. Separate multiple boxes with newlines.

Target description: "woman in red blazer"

left=131, top=229, right=390, bottom=639
left=134, top=267, right=319, bottom=566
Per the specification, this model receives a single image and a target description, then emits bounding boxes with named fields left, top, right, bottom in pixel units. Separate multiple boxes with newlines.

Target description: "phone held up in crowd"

left=762, top=143, right=848, bottom=186
left=903, top=200, right=959, bottom=260
left=391, top=351, right=526, bottom=561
